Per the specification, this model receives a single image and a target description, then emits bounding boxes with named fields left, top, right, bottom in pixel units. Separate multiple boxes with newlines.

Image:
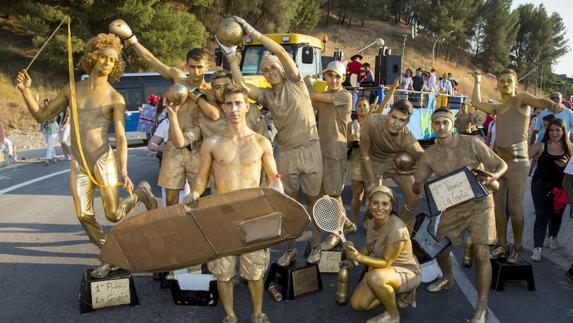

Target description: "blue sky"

left=512, top=0, right=572, bottom=76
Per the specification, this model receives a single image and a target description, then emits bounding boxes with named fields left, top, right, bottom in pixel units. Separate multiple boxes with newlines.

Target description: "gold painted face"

left=324, top=70, right=344, bottom=91
left=261, top=60, right=284, bottom=85
left=385, top=109, right=410, bottom=135
left=212, top=77, right=232, bottom=104
left=432, top=117, right=454, bottom=140
left=93, top=50, right=118, bottom=76
left=356, top=100, right=370, bottom=117
left=368, top=192, right=392, bottom=222
left=223, top=92, right=248, bottom=124
left=498, top=73, right=516, bottom=95
left=186, top=58, right=208, bottom=82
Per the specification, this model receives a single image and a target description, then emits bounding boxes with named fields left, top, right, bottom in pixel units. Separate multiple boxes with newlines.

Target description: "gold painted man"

left=360, top=99, right=424, bottom=228
left=413, top=108, right=507, bottom=323
left=472, top=69, right=558, bottom=262
left=15, top=34, right=157, bottom=278
left=304, top=61, right=357, bottom=249
left=223, top=17, right=323, bottom=265
left=109, top=20, right=220, bottom=206
left=185, top=85, right=279, bottom=323
left=202, top=70, right=270, bottom=141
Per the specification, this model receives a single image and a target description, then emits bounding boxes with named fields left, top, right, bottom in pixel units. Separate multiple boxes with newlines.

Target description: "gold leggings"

left=70, top=149, right=138, bottom=248
left=493, top=162, right=528, bottom=248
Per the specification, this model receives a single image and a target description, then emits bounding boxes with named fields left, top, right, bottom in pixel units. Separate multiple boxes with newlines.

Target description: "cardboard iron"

left=99, top=188, right=310, bottom=272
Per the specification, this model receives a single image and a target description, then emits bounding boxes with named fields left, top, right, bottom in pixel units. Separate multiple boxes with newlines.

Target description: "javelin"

left=24, top=16, right=68, bottom=71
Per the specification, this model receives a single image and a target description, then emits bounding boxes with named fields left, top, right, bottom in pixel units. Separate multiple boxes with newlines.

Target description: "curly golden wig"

left=79, top=33, right=125, bottom=83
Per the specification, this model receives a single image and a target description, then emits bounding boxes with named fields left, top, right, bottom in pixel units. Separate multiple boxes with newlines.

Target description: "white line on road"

left=451, top=254, right=500, bottom=323
left=0, top=169, right=70, bottom=195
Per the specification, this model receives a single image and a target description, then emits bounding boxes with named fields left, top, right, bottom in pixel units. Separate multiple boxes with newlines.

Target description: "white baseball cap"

left=322, top=60, right=346, bottom=77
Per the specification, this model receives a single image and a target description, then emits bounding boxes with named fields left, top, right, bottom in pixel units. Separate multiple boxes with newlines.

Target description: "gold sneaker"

left=223, top=316, right=238, bottom=323
left=427, top=277, right=454, bottom=293
left=136, top=181, right=158, bottom=210
left=276, top=248, right=297, bottom=267
left=91, top=263, right=119, bottom=279
left=252, top=313, right=270, bottom=323
left=490, top=245, right=509, bottom=260
left=506, top=247, right=522, bottom=264
left=320, top=234, right=341, bottom=251
left=468, top=303, right=488, bottom=323
left=366, top=311, right=399, bottom=323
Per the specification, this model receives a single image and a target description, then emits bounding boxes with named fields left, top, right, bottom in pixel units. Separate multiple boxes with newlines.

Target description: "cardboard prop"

left=100, top=187, right=310, bottom=272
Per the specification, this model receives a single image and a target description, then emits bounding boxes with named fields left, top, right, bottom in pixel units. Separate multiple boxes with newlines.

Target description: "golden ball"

left=216, top=17, right=244, bottom=47
left=393, top=153, right=416, bottom=173
left=165, top=84, right=188, bottom=106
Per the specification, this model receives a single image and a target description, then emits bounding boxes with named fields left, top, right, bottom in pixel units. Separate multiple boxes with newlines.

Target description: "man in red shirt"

left=346, top=54, right=363, bottom=80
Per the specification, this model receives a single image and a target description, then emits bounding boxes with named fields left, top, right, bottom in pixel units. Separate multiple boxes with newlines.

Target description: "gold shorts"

left=207, top=248, right=270, bottom=282
left=322, top=157, right=347, bottom=196
left=393, top=266, right=421, bottom=294
left=437, top=197, right=496, bottom=246
left=277, top=140, right=323, bottom=197
left=349, top=160, right=363, bottom=182
left=158, top=145, right=199, bottom=190
left=371, top=159, right=395, bottom=179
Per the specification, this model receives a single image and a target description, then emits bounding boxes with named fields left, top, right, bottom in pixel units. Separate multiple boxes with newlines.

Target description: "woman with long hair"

left=529, top=118, right=572, bottom=261
left=346, top=185, right=421, bottom=323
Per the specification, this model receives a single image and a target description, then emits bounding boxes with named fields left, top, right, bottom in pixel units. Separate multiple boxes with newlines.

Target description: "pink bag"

left=551, top=187, right=570, bottom=214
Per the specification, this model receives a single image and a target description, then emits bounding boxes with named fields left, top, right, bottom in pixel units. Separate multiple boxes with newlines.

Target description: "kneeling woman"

left=346, top=186, right=421, bottom=323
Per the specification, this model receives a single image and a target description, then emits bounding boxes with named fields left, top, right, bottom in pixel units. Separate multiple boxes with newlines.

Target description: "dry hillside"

left=1, top=17, right=526, bottom=150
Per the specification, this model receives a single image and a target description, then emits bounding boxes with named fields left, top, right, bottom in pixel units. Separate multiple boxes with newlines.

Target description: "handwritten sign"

left=90, top=278, right=131, bottom=309
left=427, top=171, right=475, bottom=212
left=319, top=251, right=342, bottom=273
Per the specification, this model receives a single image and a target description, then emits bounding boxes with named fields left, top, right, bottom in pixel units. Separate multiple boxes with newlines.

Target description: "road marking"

left=451, top=254, right=500, bottom=323
left=0, top=169, right=70, bottom=195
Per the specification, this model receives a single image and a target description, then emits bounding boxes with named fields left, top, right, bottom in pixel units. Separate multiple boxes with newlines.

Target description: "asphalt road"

left=1, top=147, right=573, bottom=323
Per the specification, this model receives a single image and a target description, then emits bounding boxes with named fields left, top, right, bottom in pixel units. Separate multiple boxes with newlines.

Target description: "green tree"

left=10, top=0, right=207, bottom=73
left=290, top=0, right=323, bottom=32
left=477, top=0, right=519, bottom=72
left=511, top=4, right=568, bottom=89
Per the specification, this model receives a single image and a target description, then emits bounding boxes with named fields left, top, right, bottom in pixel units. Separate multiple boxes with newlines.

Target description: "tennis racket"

left=312, top=195, right=349, bottom=243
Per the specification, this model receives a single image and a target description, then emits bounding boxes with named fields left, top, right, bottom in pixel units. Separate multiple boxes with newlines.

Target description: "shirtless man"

left=109, top=20, right=220, bottom=206
left=222, top=16, right=323, bottom=265
left=185, top=85, right=279, bottom=323
left=472, top=69, right=558, bottom=262
left=15, top=33, right=157, bottom=278
left=413, top=108, right=507, bottom=323
left=360, top=99, right=424, bottom=228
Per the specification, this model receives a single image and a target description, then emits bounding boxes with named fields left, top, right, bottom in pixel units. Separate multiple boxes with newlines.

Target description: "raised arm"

left=518, top=92, right=558, bottom=110
left=471, top=73, right=496, bottom=114
left=109, top=19, right=183, bottom=82
left=111, top=92, right=133, bottom=191
left=16, top=70, right=68, bottom=123
left=218, top=40, right=264, bottom=102
left=234, top=16, right=298, bottom=80
left=189, top=89, right=220, bottom=121
left=304, top=75, right=335, bottom=104
left=373, top=77, right=400, bottom=113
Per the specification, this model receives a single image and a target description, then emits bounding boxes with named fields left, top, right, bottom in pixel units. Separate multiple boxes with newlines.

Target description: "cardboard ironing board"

left=100, top=188, right=310, bottom=272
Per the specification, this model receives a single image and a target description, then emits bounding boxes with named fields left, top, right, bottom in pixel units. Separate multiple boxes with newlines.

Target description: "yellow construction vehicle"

left=216, top=33, right=329, bottom=91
